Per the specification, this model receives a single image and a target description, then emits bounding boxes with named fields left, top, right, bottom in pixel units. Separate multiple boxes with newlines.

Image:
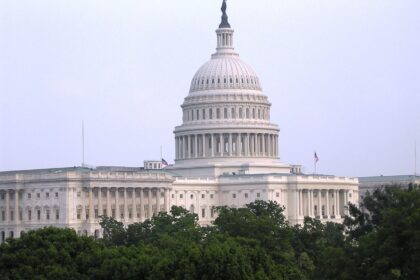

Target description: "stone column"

left=336, top=190, right=340, bottom=217
left=164, top=188, right=169, bottom=212
left=211, top=134, right=215, bottom=157
left=194, top=135, right=198, bottom=158
left=318, top=190, right=321, bottom=217
left=309, top=190, right=313, bottom=217
left=148, top=189, right=153, bottom=218
left=132, top=188, right=137, bottom=221
left=344, top=190, right=348, bottom=215
left=229, top=133, right=233, bottom=156
left=188, top=135, right=191, bottom=158
left=326, top=190, right=330, bottom=218
left=123, top=188, right=128, bottom=221
left=267, top=135, right=271, bottom=157
left=5, top=190, right=10, bottom=223
left=247, top=134, right=250, bottom=156
left=89, top=188, right=94, bottom=222
left=175, top=137, right=178, bottom=159
left=98, top=189, right=103, bottom=217
left=115, top=189, right=120, bottom=220
left=156, top=188, right=161, bottom=214
left=220, top=134, right=224, bottom=156
left=14, top=190, right=19, bottom=224
left=203, top=134, right=206, bottom=157
left=299, top=190, right=303, bottom=217
left=140, top=188, right=145, bottom=221
left=262, top=134, right=266, bottom=156
left=106, top=188, right=111, bottom=217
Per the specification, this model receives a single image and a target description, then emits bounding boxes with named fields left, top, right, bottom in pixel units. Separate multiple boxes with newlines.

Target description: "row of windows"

left=1, top=209, right=59, bottom=221
left=0, top=192, right=59, bottom=200
left=192, top=76, right=259, bottom=88
left=75, top=206, right=161, bottom=220
left=76, top=190, right=165, bottom=198
left=184, top=106, right=269, bottom=122
left=173, top=193, right=215, bottom=200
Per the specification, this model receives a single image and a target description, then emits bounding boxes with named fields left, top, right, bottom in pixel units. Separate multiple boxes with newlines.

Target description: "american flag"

left=314, top=152, right=319, bottom=163
left=161, top=158, right=168, bottom=166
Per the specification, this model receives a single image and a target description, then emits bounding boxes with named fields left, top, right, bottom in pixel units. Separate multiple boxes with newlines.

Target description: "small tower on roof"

left=214, top=0, right=235, bottom=57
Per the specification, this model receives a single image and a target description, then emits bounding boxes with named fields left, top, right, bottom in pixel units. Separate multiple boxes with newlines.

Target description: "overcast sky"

left=0, top=0, right=419, bottom=177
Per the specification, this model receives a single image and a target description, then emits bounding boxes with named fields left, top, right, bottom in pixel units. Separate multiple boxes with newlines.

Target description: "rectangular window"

left=19, top=210, right=22, bottom=221
left=239, top=108, right=243, bottom=118
left=257, top=193, right=260, bottom=198
left=77, top=209, right=81, bottom=220
left=46, top=192, right=49, bottom=198
left=28, top=210, right=32, bottom=221
left=28, top=193, right=31, bottom=199
left=94, top=209, right=99, bottom=219
left=37, top=210, right=41, bottom=220
left=196, top=109, right=200, bottom=120
left=216, top=108, right=220, bottom=119
left=55, top=192, right=59, bottom=198
left=201, top=194, right=205, bottom=199
left=103, top=209, right=107, bottom=217
left=209, top=108, right=213, bottom=119
left=202, top=109, right=206, bottom=120
left=1, top=211, right=5, bottom=221
left=245, top=193, right=248, bottom=198
left=37, top=193, right=40, bottom=198
left=231, top=108, right=235, bottom=118
left=224, top=108, right=228, bottom=118
left=111, top=209, right=116, bottom=218
left=276, top=192, right=280, bottom=198
left=210, top=208, right=214, bottom=218
left=1, top=194, right=4, bottom=200
left=180, top=194, right=183, bottom=199
left=201, top=208, right=205, bottom=218
left=232, top=193, right=236, bottom=199
left=46, top=210, right=50, bottom=220
left=56, top=210, right=60, bottom=220
left=210, top=194, right=214, bottom=199
left=10, top=211, right=14, bottom=221
left=172, top=194, right=174, bottom=199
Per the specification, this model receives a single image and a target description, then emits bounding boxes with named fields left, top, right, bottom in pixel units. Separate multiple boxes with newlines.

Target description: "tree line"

left=0, top=184, right=419, bottom=279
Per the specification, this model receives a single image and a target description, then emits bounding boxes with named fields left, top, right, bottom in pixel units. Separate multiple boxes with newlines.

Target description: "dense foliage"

left=0, top=185, right=419, bottom=279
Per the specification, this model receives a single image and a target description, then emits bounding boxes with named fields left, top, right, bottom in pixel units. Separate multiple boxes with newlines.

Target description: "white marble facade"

left=0, top=4, right=358, bottom=241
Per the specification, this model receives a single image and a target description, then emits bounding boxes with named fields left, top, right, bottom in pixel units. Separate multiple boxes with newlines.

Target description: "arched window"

left=246, top=108, right=250, bottom=119
left=239, top=108, right=243, bottom=118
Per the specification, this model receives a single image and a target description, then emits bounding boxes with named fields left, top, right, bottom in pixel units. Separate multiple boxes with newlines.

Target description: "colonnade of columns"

left=295, top=189, right=350, bottom=219
left=175, top=133, right=279, bottom=159
left=0, top=190, right=21, bottom=225
left=81, top=187, right=170, bottom=223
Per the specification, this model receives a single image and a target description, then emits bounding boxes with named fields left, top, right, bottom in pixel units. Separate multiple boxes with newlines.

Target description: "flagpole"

left=82, top=121, right=85, bottom=167
left=415, top=140, right=417, bottom=176
left=160, top=145, right=163, bottom=160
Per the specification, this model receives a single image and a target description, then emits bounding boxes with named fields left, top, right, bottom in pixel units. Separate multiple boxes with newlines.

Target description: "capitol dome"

left=169, top=0, right=291, bottom=178
left=189, top=56, right=262, bottom=93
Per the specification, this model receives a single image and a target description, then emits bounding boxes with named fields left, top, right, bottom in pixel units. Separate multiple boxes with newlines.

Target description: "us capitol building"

left=0, top=1, right=358, bottom=242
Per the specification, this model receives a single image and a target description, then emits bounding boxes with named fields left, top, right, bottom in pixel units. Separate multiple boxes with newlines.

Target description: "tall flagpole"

left=160, top=145, right=163, bottom=160
left=415, top=140, right=417, bottom=176
left=82, top=121, right=85, bottom=167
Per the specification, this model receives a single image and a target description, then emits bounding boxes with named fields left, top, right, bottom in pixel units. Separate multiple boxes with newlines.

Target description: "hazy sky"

left=1, top=0, right=419, bottom=177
